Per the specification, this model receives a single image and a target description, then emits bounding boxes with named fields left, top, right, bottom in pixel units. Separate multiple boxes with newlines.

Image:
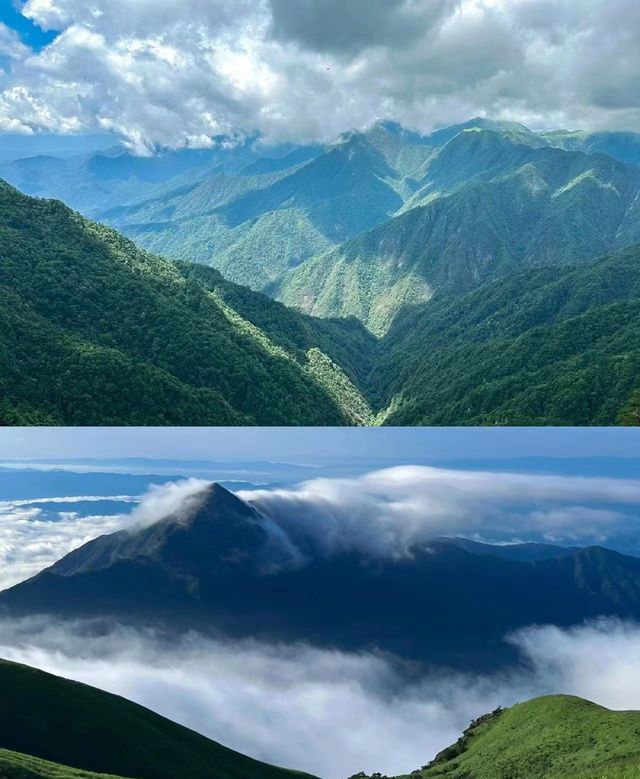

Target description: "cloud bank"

left=241, top=465, right=640, bottom=560
left=1, top=616, right=640, bottom=778
left=3, top=466, right=640, bottom=591
left=1, top=0, right=640, bottom=151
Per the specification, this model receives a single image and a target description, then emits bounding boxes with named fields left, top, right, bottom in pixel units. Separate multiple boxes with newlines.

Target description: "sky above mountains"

left=0, top=0, right=639, bottom=152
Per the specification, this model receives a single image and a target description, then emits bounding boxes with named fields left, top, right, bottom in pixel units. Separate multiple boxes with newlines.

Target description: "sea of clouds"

left=3, top=464, right=640, bottom=777
left=2, top=616, right=640, bottom=778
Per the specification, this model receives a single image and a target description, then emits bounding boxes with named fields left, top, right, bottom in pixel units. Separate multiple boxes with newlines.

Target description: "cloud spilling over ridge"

left=128, top=477, right=211, bottom=529
left=1, top=0, right=640, bottom=150
left=1, top=616, right=640, bottom=778
left=0, top=478, right=208, bottom=590
left=240, top=465, right=640, bottom=560
left=3, top=466, right=640, bottom=591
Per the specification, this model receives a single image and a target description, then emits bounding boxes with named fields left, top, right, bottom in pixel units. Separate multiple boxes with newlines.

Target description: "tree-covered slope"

left=279, top=131, right=640, bottom=334
left=374, top=696, right=640, bottom=779
left=0, top=181, right=373, bottom=426
left=0, top=659, right=314, bottom=779
left=374, top=245, right=640, bottom=425
left=101, top=131, right=406, bottom=293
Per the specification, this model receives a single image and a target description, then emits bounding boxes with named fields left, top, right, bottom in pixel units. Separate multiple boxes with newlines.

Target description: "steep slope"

left=102, top=131, right=405, bottom=292
left=375, top=696, right=640, bottom=779
left=0, top=658, right=313, bottom=779
left=5, top=484, right=640, bottom=671
left=0, top=181, right=373, bottom=426
left=374, top=244, right=640, bottom=425
left=279, top=131, right=640, bottom=333
left=0, top=748, right=130, bottom=779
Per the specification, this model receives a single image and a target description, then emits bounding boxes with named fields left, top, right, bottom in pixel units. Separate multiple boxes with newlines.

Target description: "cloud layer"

left=1, top=0, right=640, bottom=151
left=3, top=466, right=640, bottom=591
left=2, top=616, right=640, bottom=778
left=241, top=465, right=640, bottom=560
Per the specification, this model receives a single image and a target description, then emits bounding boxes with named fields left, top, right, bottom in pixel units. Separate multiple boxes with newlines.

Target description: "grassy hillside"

left=386, top=696, right=640, bottom=779
left=0, top=181, right=372, bottom=426
left=0, top=748, right=130, bottom=779
left=0, top=659, right=314, bottom=779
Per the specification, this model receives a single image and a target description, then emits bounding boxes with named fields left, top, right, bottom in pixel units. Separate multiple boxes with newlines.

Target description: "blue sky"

left=0, top=2, right=58, bottom=51
left=1, top=427, right=639, bottom=465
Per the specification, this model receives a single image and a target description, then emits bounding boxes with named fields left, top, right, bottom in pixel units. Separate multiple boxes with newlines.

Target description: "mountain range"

left=3, top=117, right=640, bottom=425
left=4, top=482, right=640, bottom=672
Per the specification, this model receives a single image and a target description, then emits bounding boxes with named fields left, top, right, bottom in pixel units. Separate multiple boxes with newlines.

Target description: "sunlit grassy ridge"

left=382, top=696, right=640, bottom=779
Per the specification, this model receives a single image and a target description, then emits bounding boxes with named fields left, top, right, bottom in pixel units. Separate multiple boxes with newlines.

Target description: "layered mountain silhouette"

left=4, top=483, right=640, bottom=672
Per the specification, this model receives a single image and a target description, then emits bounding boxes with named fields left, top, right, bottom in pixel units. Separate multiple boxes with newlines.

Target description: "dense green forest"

left=0, top=181, right=371, bottom=425
left=2, top=117, right=640, bottom=426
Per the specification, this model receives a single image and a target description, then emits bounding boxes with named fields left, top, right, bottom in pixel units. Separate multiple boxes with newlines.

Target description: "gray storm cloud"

left=1, top=0, right=640, bottom=150
left=1, top=616, right=640, bottom=778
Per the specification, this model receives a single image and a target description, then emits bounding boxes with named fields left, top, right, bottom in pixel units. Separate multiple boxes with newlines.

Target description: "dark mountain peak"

left=41, top=483, right=269, bottom=580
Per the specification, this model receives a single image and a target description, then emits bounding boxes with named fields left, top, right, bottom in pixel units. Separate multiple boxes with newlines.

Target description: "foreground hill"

left=365, top=696, right=640, bottom=779
left=0, top=659, right=313, bottom=779
left=0, top=181, right=375, bottom=425
left=5, top=483, right=640, bottom=671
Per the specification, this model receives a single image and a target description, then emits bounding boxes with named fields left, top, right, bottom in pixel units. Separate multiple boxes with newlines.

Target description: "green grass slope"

left=392, top=696, right=640, bottom=779
left=0, top=659, right=314, bottom=779
left=0, top=748, right=130, bottom=779
left=0, top=181, right=372, bottom=426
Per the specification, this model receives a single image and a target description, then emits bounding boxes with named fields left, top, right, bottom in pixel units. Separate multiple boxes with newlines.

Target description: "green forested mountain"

left=360, top=696, right=640, bottom=779
left=0, top=181, right=374, bottom=426
left=0, top=659, right=314, bottom=779
left=279, top=129, right=640, bottom=334
left=3, top=118, right=640, bottom=426
left=373, top=245, right=640, bottom=425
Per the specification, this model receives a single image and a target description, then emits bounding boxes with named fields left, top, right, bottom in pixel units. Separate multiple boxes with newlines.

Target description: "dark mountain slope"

left=364, top=696, right=640, bottom=779
left=5, top=484, right=640, bottom=672
left=0, top=181, right=372, bottom=426
left=0, top=658, right=314, bottom=779
left=374, top=244, right=640, bottom=424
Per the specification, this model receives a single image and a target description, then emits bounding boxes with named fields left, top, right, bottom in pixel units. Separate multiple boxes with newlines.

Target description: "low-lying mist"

left=2, top=616, right=640, bottom=779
